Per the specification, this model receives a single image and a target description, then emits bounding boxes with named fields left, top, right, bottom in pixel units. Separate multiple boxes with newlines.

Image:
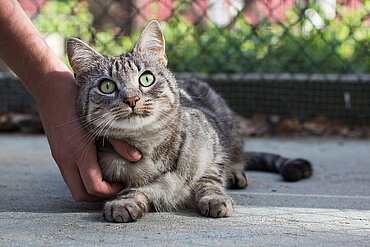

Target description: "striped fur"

left=67, top=21, right=311, bottom=223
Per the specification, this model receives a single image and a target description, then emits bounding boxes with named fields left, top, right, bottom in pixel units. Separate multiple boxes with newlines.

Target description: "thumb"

left=108, top=138, right=142, bottom=162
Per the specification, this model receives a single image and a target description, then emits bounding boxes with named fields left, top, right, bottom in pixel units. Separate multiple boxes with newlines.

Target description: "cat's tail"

left=227, top=152, right=312, bottom=189
left=244, top=152, right=313, bottom=182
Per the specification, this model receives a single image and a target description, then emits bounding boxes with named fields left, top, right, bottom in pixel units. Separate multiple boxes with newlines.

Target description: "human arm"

left=0, top=0, right=141, bottom=201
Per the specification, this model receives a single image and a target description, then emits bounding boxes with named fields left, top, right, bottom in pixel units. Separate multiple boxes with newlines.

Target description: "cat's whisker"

left=69, top=112, right=116, bottom=158
left=77, top=133, right=96, bottom=167
left=66, top=128, right=95, bottom=150
left=111, top=108, right=131, bottom=118
left=87, top=111, right=112, bottom=125
left=140, top=107, right=154, bottom=110
left=102, top=117, right=117, bottom=141
left=91, top=115, right=114, bottom=137
left=97, top=115, right=116, bottom=139
left=70, top=131, right=96, bottom=160
left=73, top=119, right=104, bottom=152
left=72, top=115, right=115, bottom=162
left=65, top=112, right=112, bottom=144
left=112, top=111, right=130, bottom=118
left=53, top=115, right=88, bottom=129
left=97, top=115, right=121, bottom=147
left=63, top=111, right=107, bottom=132
left=55, top=110, right=112, bottom=132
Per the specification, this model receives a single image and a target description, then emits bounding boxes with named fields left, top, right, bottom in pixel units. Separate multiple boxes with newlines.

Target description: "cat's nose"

left=124, top=96, right=140, bottom=108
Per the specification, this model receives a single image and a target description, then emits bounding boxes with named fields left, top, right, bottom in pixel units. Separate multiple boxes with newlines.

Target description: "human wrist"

left=31, top=61, right=76, bottom=102
left=23, top=52, right=74, bottom=98
left=31, top=65, right=79, bottom=133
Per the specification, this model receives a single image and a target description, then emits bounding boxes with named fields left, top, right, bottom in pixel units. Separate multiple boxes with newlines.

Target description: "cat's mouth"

left=109, top=108, right=155, bottom=131
left=126, top=111, right=141, bottom=119
left=116, top=109, right=150, bottom=120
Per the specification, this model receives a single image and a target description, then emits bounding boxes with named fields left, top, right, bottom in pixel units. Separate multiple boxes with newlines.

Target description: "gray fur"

left=67, top=20, right=311, bottom=222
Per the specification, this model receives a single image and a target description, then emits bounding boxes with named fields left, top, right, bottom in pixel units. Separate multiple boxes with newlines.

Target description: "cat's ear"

left=66, top=38, right=104, bottom=75
left=134, top=20, right=167, bottom=66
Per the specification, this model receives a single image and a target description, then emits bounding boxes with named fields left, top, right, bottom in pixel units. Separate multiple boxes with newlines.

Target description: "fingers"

left=55, top=139, right=123, bottom=202
left=59, top=162, right=103, bottom=202
left=72, top=139, right=141, bottom=201
left=76, top=142, right=124, bottom=199
left=34, top=70, right=125, bottom=202
left=109, top=138, right=142, bottom=161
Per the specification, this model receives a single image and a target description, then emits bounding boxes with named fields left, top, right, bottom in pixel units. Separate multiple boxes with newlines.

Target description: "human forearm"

left=0, top=0, right=70, bottom=97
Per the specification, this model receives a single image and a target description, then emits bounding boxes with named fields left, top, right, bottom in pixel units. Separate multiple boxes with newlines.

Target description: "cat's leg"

left=103, top=173, right=193, bottom=222
left=245, top=152, right=312, bottom=181
left=195, top=169, right=234, bottom=218
left=227, top=143, right=248, bottom=189
left=227, top=164, right=248, bottom=189
left=103, top=190, right=149, bottom=223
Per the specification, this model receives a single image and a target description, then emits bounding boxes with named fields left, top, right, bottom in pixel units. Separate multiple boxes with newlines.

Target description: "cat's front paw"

left=281, top=158, right=312, bottom=182
left=198, top=194, right=234, bottom=218
left=103, top=192, right=148, bottom=223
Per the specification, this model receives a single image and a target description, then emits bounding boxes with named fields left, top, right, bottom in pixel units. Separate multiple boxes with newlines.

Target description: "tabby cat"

left=67, top=20, right=312, bottom=223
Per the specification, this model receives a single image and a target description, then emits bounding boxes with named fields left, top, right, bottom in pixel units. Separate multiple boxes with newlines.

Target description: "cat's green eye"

left=99, top=80, right=116, bottom=94
left=139, top=72, right=155, bottom=87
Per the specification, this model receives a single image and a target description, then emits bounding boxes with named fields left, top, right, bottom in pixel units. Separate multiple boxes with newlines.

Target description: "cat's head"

left=66, top=20, right=179, bottom=135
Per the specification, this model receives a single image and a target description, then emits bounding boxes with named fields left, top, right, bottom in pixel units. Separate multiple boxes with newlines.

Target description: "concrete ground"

left=0, top=134, right=369, bottom=246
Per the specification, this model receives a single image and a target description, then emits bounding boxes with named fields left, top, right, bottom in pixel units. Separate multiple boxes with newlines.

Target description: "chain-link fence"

left=0, top=0, right=369, bottom=130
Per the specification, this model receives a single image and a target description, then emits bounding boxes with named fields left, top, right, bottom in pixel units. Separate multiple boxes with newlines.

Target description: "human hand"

left=36, top=70, right=141, bottom=202
left=0, top=0, right=142, bottom=202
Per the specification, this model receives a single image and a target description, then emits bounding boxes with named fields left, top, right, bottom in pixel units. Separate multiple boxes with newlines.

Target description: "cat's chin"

left=111, top=114, right=156, bottom=131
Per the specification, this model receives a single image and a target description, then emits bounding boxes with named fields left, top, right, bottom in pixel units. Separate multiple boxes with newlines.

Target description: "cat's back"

left=177, top=78, right=236, bottom=134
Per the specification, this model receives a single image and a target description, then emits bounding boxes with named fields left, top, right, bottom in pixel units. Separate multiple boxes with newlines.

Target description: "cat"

left=66, top=20, right=312, bottom=223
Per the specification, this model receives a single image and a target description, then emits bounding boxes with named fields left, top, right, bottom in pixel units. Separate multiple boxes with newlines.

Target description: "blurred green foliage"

left=33, top=0, right=369, bottom=73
